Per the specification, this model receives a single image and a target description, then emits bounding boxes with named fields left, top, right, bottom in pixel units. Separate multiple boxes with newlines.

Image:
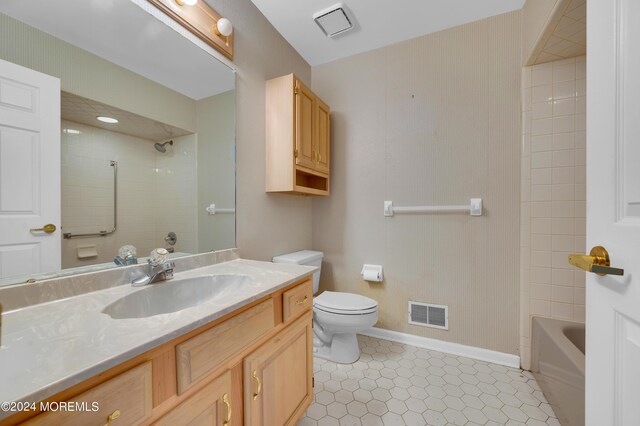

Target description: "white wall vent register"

left=313, top=4, right=353, bottom=38
left=408, top=301, right=448, bottom=330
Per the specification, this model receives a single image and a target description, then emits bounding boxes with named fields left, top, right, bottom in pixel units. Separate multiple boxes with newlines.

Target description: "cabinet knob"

left=295, top=296, right=309, bottom=305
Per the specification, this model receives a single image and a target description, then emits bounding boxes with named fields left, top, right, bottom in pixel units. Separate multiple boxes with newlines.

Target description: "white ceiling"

left=250, top=0, right=526, bottom=66
left=0, top=0, right=234, bottom=100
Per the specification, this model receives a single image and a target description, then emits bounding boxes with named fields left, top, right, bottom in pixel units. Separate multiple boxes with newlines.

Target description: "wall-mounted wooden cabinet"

left=266, top=74, right=331, bottom=196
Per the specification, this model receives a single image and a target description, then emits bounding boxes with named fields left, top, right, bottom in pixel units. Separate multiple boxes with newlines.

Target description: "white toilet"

left=273, top=250, right=378, bottom=364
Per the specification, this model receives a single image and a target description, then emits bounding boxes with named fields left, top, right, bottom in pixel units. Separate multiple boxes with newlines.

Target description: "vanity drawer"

left=176, top=299, right=274, bottom=394
left=26, top=362, right=152, bottom=426
left=282, top=280, right=313, bottom=322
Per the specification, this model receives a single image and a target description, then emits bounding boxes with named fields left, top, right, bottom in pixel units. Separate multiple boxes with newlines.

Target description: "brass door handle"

left=222, top=393, right=232, bottom=425
left=568, top=246, right=624, bottom=276
left=295, top=295, right=308, bottom=305
left=252, top=370, right=261, bottom=400
left=30, top=224, right=56, bottom=234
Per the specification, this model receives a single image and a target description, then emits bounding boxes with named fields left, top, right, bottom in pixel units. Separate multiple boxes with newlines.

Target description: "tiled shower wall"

left=520, top=56, right=586, bottom=369
left=61, top=121, right=197, bottom=268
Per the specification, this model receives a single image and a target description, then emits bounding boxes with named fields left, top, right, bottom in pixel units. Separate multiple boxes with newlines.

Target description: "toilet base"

left=313, top=330, right=361, bottom=364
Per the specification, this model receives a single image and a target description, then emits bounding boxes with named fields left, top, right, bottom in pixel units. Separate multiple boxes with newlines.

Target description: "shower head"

left=154, top=140, right=173, bottom=153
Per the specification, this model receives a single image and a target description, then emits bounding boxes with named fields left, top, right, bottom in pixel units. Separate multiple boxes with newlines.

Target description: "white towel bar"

left=383, top=199, right=482, bottom=217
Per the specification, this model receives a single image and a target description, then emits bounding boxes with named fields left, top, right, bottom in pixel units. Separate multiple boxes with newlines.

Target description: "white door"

left=584, top=0, right=640, bottom=425
left=0, top=59, right=60, bottom=281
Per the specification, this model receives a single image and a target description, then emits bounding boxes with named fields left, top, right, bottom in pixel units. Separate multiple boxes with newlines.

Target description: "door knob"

left=30, top=224, right=57, bottom=234
left=568, top=246, right=624, bottom=276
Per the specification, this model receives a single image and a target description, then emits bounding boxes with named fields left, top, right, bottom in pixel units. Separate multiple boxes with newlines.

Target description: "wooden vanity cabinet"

left=266, top=73, right=331, bottom=196
left=2, top=278, right=314, bottom=426
left=244, top=312, right=314, bottom=426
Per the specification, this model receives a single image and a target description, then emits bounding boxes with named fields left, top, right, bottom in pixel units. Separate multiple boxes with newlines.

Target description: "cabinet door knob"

left=295, top=295, right=308, bottom=305
left=252, top=370, right=262, bottom=400
left=222, top=393, right=232, bottom=425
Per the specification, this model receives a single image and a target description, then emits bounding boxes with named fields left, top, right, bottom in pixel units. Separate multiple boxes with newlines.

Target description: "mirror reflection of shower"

left=154, top=140, right=173, bottom=153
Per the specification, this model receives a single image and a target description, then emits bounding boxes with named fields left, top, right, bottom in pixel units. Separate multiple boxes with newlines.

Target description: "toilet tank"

left=272, top=250, right=323, bottom=293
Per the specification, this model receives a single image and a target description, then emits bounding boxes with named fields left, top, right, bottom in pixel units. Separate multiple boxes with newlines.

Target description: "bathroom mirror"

left=0, top=0, right=236, bottom=286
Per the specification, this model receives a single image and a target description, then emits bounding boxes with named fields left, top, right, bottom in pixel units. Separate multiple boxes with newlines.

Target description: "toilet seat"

left=314, top=291, right=378, bottom=315
left=314, top=304, right=378, bottom=315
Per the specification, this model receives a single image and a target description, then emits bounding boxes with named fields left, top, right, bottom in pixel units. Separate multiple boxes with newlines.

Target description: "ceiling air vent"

left=408, top=301, right=449, bottom=330
left=313, top=4, right=353, bottom=38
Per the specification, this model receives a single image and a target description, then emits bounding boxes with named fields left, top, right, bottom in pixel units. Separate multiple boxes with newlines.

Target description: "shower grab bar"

left=383, top=199, right=483, bottom=217
left=63, top=160, right=118, bottom=239
left=205, top=204, right=235, bottom=215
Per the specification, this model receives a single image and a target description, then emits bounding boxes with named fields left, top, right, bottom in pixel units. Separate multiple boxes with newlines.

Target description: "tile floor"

left=298, top=336, right=558, bottom=426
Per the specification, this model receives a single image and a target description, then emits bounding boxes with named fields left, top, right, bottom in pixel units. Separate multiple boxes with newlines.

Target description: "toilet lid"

left=314, top=291, right=378, bottom=312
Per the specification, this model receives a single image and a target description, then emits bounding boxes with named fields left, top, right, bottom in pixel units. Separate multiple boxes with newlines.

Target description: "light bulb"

left=216, top=18, right=233, bottom=37
left=175, top=0, right=197, bottom=6
left=96, top=116, right=118, bottom=124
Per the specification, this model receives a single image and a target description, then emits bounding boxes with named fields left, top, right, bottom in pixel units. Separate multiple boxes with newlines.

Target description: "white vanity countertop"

left=0, top=259, right=315, bottom=413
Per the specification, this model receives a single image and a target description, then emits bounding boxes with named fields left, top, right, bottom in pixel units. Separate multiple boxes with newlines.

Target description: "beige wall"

left=520, top=56, right=586, bottom=369
left=311, top=11, right=522, bottom=355
left=0, top=13, right=196, bottom=132
left=205, top=0, right=313, bottom=260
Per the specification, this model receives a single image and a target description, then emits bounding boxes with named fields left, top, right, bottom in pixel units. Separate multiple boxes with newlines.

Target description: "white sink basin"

left=102, top=274, right=255, bottom=319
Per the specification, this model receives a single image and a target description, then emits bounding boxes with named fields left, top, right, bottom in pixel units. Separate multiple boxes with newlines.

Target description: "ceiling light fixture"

left=175, top=0, right=198, bottom=6
left=96, top=116, right=119, bottom=124
left=213, top=18, right=233, bottom=37
left=314, top=3, right=353, bottom=38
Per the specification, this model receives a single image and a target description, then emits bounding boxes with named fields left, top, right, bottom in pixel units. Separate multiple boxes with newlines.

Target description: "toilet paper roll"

left=361, top=264, right=384, bottom=282
left=362, top=269, right=381, bottom=281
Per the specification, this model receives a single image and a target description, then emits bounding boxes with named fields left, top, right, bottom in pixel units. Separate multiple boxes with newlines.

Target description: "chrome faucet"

left=131, top=259, right=175, bottom=287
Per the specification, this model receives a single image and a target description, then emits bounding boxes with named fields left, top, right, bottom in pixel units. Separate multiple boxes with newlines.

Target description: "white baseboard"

left=360, top=327, right=521, bottom=369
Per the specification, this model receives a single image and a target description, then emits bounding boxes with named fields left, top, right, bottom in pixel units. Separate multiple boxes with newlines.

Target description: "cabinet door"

left=244, top=312, right=313, bottom=426
left=294, top=79, right=316, bottom=170
left=315, top=98, right=330, bottom=174
left=154, top=371, right=233, bottom=426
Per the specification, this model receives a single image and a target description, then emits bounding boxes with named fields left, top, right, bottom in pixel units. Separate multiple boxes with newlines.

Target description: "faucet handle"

left=149, top=248, right=169, bottom=266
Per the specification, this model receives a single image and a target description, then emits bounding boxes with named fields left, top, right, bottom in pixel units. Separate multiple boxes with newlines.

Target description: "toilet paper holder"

left=361, top=264, right=383, bottom=282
